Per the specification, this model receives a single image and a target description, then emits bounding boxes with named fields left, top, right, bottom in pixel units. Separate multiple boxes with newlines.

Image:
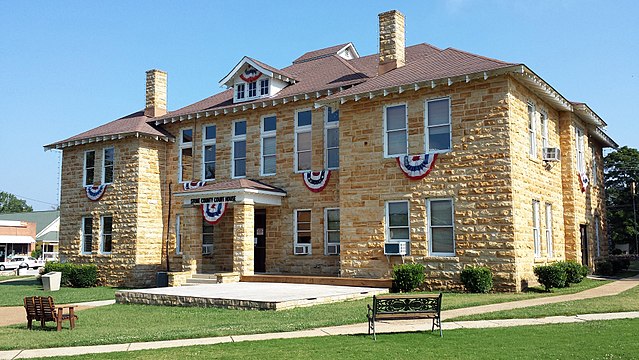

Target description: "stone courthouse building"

left=46, top=10, right=617, bottom=291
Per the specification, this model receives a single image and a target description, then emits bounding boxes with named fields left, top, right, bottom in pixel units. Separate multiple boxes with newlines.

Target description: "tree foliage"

left=0, top=191, right=33, bottom=213
left=604, top=146, right=639, bottom=252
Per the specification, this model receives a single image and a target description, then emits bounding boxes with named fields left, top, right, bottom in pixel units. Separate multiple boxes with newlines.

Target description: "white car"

left=0, top=256, right=44, bottom=271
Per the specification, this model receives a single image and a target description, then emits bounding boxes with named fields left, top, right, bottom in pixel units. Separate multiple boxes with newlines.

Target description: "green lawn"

left=0, top=278, right=610, bottom=350
left=0, top=279, right=118, bottom=307
left=30, top=319, right=639, bottom=360
left=450, top=281, right=639, bottom=321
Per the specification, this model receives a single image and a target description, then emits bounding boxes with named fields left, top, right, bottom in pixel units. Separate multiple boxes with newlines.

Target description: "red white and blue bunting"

left=202, top=203, right=226, bottom=225
left=85, top=184, right=108, bottom=201
left=578, top=172, right=589, bottom=193
left=183, top=181, right=207, bottom=191
left=302, top=170, right=331, bottom=192
left=239, top=66, right=262, bottom=83
left=396, top=154, right=438, bottom=180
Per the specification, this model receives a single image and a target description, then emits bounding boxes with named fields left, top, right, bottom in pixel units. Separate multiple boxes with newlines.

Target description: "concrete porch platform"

left=115, top=282, right=388, bottom=310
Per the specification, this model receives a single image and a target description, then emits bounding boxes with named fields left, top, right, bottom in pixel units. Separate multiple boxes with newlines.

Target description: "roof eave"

left=44, top=131, right=172, bottom=151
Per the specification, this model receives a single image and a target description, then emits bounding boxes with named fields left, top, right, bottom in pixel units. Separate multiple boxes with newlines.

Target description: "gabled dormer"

left=219, top=57, right=297, bottom=103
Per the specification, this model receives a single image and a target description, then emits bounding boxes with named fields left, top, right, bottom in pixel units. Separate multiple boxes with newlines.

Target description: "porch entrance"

left=580, top=224, right=589, bottom=266
left=254, top=209, right=266, bottom=273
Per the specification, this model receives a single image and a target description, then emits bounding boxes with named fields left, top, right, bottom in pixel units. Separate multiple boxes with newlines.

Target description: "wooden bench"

left=24, top=296, right=78, bottom=331
left=367, top=293, right=442, bottom=340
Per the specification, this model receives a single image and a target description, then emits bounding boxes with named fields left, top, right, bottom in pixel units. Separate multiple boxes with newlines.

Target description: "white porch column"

left=232, top=201, right=255, bottom=275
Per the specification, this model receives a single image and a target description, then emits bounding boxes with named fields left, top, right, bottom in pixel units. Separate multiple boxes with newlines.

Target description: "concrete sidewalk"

left=1, top=311, right=638, bottom=359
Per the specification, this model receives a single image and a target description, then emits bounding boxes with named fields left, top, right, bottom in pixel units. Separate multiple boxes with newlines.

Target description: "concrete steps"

left=183, top=272, right=241, bottom=286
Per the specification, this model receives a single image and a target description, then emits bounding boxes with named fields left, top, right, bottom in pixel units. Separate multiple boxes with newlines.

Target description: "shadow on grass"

left=1, top=279, right=40, bottom=286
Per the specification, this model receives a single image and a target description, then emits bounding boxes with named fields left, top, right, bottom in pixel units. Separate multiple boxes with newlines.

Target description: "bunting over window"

left=202, top=203, right=226, bottom=225
left=302, top=170, right=331, bottom=192
left=85, top=184, right=108, bottom=201
left=396, top=154, right=438, bottom=180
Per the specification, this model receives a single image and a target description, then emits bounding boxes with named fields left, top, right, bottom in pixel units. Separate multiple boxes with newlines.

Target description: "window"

left=102, top=148, right=114, bottom=184
left=384, top=104, right=407, bottom=157
left=179, top=128, right=193, bottom=182
left=386, top=201, right=410, bottom=243
left=202, top=219, right=214, bottom=255
left=325, top=208, right=340, bottom=255
left=100, top=216, right=113, bottom=254
left=260, top=79, right=269, bottom=96
left=540, top=111, right=549, bottom=149
left=428, top=199, right=455, bottom=256
left=545, top=203, right=553, bottom=258
left=82, top=216, right=92, bottom=254
left=425, top=98, right=451, bottom=152
left=295, top=109, right=312, bottom=172
left=248, top=82, right=257, bottom=98
left=325, top=107, right=339, bottom=169
left=594, top=215, right=601, bottom=257
left=261, top=115, right=277, bottom=176
left=232, top=120, right=247, bottom=178
left=202, top=125, right=216, bottom=180
left=294, top=209, right=312, bottom=254
left=591, top=145, right=597, bottom=186
left=528, top=103, right=537, bottom=157
left=533, top=200, right=541, bottom=257
left=83, top=150, right=95, bottom=186
left=236, top=83, right=245, bottom=100
left=575, top=126, right=585, bottom=173
left=175, top=215, right=182, bottom=255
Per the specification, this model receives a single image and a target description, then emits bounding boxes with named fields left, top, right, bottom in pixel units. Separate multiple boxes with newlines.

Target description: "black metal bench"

left=367, top=293, right=442, bottom=339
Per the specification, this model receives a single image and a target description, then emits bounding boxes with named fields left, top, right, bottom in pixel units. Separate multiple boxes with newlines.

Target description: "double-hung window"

left=202, top=219, right=214, bottom=255
left=100, top=215, right=113, bottom=254
left=81, top=216, right=93, bottom=254
left=294, top=209, right=312, bottom=255
left=540, top=111, right=549, bottom=149
left=175, top=214, right=182, bottom=255
left=179, top=128, right=193, bottom=182
left=295, top=109, right=312, bottom=172
left=260, top=79, right=269, bottom=96
left=325, top=208, right=340, bottom=255
left=533, top=200, right=541, bottom=257
left=325, top=107, right=339, bottom=169
left=545, top=203, right=553, bottom=258
left=428, top=199, right=455, bottom=256
left=384, top=104, right=407, bottom=157
left=386, top=201, right=410, bottom=244
left=425, top=98, right=451, bottom=152
left=591, top=145, right=597, bottom=186
left=202, top=125, right=216, bottom=180
left=236, top=83, right=245, bottom=100
left=261, top=115, right=277, bottom=176
left=248, top=82, right=257, bottom=98
left=528, top=103, right=537, bottom=158
left=232, top=120, right=247, bottom=178
left=102, top=147, right=114, bottom=184
left=575, top=126, right=585, bottom=173
left=83, top=150, right=95, bottom=186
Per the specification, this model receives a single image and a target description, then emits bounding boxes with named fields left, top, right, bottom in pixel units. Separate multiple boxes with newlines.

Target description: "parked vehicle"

left=0, top=256, right=44, bottom=271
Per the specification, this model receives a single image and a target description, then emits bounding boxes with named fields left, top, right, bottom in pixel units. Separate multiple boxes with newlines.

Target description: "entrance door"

left=254, top=209, right=266, bottom=273
left=580, top=224, right=589, bottom=266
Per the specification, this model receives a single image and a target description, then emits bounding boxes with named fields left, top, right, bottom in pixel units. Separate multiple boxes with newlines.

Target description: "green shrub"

left=611, top=248, right=623, bottom=255
left=42, top=262, right=98, bottom=288
left=534, top=265, right=567, bottom=292
left=610, top=257, right=631, bottom=273
left=554, top=261, right=588, bottom=286
left=392, top=263, right=425, bottom=293
left=595, top=260, right=614, bottom=276
left=460, top=265, right=493, bottom=293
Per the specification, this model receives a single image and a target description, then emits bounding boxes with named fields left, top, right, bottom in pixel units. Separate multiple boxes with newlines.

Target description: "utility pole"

left=632, top=181, right=638, bottom=255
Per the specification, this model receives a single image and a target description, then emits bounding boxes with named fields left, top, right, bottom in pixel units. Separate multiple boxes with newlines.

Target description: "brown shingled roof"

left=293, top=43, right=351, bottom=64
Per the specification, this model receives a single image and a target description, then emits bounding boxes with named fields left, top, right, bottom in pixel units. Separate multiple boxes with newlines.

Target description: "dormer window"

left=236, top=84, right=245, bottom=100
left=220, top=57, right=296, bottom=104
left=248, top=82, right=257, bottom=97
left=260, top=79, right=269, bottom=96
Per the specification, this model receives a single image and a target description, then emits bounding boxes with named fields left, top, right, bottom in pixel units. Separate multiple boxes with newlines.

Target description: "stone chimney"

left=378, top=10, right=406, bottom=75
left=144, top=69, right=167, bottom=117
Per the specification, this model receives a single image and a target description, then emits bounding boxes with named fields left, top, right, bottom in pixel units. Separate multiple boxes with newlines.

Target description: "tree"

left=604, top=146, right=639, bottom=253
left=0, top=191, right=33, bottom=213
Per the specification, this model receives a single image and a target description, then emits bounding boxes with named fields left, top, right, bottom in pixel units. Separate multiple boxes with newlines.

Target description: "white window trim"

left=540, top=110, right=549, bottom=149
left=324, top=107, right=339, bottom=170
left=427, top=198, right=455, bottom=257
left=235, top=83, right=246, bottom=102
left=528, top=102, right=537, bottom=158
left=324, top=208, right=340, bottom=255
left=232, top=120, right=247, bottom=179
left=81, top=216, right=92, bottom=255
left=591, top=145, right=597, bottom=186
left=99, top=215, right=112, bottom=254
left=533, top=200, right=541, bottom=257
left=234, top=77, right=271, bottom=103
left=260, top=114, right=277, bottom=176
left=101, top=147, right=114, bottom=185
left=175, top=214, right=182, bottom=255
left=545, top=203, right=553, bottom=258
left=178, top=128, right=193, bottom=183
left=383, top=103, right=408, bottom=158
left=385, top=200, right=410, bottom=243
left=259, top=78, right=270, bottom=96
left=294, top=209, right=312, bottom=255
left=424, top=97, right=452, bottom=154
left=202, top=219, right=214, bottom=255
left=595, top=215, right=601, bottom=257
left=294, top=108, right=313, bottom=173
left=201, top=125, right=216, bottom=181
left=575, top=126, right=585, bottom=173
left=83, top=150, right=95, bottom=186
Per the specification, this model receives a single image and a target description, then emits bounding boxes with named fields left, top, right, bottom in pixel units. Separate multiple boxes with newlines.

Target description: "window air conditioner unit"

left=326, top=244, right=340, bottom=255
left=294, top=245, right=310, bottom=255
left=543, top=147, right=561, bottom=162
left=384, top=241, right=408, bottom=256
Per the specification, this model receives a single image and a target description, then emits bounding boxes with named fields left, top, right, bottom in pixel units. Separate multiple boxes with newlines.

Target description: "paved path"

left=0, top=300, right=116, bottom=327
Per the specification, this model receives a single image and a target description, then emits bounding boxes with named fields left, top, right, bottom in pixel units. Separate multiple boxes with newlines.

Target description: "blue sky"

left=1, top=0, right=637, bottom=210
